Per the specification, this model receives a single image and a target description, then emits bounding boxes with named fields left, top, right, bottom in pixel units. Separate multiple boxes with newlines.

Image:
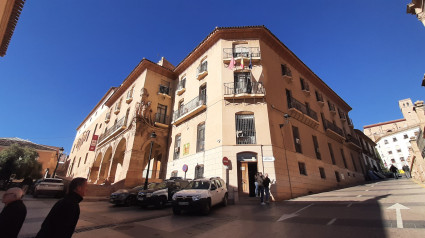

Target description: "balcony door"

left=234, top=72, right=251, bottom=94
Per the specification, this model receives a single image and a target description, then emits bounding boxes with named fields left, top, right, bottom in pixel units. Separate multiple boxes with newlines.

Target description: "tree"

left=0, top=144, right=42, bottom=180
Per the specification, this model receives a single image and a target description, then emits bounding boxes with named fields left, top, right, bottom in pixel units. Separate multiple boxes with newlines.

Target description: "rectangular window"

left=312, top=135, right=321, bottom=160
left=77, top=157, right=81, bottom=168
left=341, top=149, right=348, bottom=168
left=198, top=60, right=208, bottom=74
left=350, top=153, right=358, bottom=172
left=196, top=123, right=205, bottom=152
left=300, top=78, right=309, bottom=91
left=328, top=143, right=336, bottom=164
left=236, top=114, right=256, bottom=144
left=84, top=153, right=88, bottom=164
left=335, top=171, right=341, bottom=182
left=159, top=80, right=170, bottom=95
left=156, top=104, right=167, bottom=124
left=234, top=72, right=252, bottom=94
left=396, top=149, right=401, bottom=153
left=388, top=151, right=393, bottom=155
left=173, top=134, right=181, bottom=160
left=400, top=157, right=405, bottom=161
left=315, top=91, right=323, bottom=102
left=298, top=162, right=307, bottom=175
left=292, top=126, right=302, bottom=153
left=319, top=167, right=326, bottom=179
left=199, top=84, right=207, bottom=104
left=391, top=159, right=396, bottom=163
left=404, top=134, right=408, bottom=139
left=393, top=137, right=397, bottom=142
left=328, top=101, right=335, bottom=112
left=281, top=64, right=292, bottom=76
left=194, top=164, right=204, bottom=179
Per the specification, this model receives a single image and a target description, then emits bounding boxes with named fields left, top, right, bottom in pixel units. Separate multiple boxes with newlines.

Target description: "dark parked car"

left=137, top=179, right=190, bottom=208
left=110, top=185, right=144, bottom=206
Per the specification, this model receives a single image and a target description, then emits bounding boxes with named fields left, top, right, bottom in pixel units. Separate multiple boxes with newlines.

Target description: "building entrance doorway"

left=237, top=152, right=258, bottom=197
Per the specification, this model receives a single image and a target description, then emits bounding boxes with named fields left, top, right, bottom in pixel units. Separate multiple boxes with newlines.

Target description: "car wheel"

left=172, top=206, right=181, bottom=215
left=222, top=193, right=228, bottom=207
left=201, top=199, right=211, bottom=215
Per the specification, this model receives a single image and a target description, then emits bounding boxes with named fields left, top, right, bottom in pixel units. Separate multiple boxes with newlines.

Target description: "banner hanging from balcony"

left=240, top=56, right=244, bottom=69
left=228, top=57, right=235, bottom=70
left=89, top=135, right=99, bottom=151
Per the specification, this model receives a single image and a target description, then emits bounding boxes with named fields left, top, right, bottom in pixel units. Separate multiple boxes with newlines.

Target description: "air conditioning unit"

left=236, top=131, right=244, bottom=138
left=295, top=138, right=301, bottom=144
left=174, top=147, right=180, bottom=153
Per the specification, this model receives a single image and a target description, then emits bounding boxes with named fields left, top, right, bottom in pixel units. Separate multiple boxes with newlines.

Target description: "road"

left=3, top=177, right=425, bottom=238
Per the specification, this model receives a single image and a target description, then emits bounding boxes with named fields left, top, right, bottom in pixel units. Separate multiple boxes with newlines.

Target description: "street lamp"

left=52, top=147, right=64, bottom=178
left=144, top=132, right=156, bottom=190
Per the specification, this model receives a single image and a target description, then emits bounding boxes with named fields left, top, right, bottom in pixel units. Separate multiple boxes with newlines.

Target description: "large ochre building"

left=68, top=26, right=366, bottom=201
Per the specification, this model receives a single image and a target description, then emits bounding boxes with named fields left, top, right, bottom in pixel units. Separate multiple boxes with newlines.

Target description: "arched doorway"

left=89, top=152, right=102, bottom=183
left=98, top=147, right=113, bottom=183
left=237, top=152, right=258, bottom=197
left=109, top=139, right=126, bottom=183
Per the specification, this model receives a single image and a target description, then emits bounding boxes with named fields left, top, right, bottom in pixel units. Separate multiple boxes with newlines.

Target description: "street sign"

left=222, top=157, right=229, bottom=166
left=182, top=164, right=188, bottom=172
left=263, top=156, right=275, bottom=162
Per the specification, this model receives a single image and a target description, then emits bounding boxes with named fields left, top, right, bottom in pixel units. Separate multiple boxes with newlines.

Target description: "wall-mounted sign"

left=89, top=135, right=99, bottom=151
left=262, top=156, right=275, bottom=162
left=183, top=143, right=190, bottom=155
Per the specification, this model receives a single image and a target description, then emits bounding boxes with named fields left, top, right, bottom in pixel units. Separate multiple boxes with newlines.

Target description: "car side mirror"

left=210, top=184, right=217, bottom=190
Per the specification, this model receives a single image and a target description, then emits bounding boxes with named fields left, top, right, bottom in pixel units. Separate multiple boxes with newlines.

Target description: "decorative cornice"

left=0, top=0, right=25, bottom=57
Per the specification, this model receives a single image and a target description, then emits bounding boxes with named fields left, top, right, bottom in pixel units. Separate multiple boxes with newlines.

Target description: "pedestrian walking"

left=36, top=177, right=87, bottom=238
left=0, top=187, right=27, bottom=238
left=256, top=172, right=265, bottom=205
left=263, top=173, right=271, bottom=204
left=390, top=165, right=398, bottom=179
left=402, top=165, right=411, bottom=178
left=254, top=172, right=259, bottom=197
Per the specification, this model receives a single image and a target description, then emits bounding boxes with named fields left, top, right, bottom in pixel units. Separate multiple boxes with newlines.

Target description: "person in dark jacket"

left=0, top=187, right=27, bottom=238
left=36, top=177, right=87, bottom=238
left=263, top=174, right=271, bottom=204
left=390, top=165, right=399, bottom=179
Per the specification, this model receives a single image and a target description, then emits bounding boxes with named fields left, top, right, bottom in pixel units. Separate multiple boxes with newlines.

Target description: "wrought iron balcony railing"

left=346, top=134, right=361, bottom=147
left=323, top=119, right=344, bottom=137
left=155, top=112, right=169, bottom=125
left=98, top=116, right=127, bottom=143
left=288, top=97, right=318, bottom=121
left=172, top=94, right=207, bottom=122
left=224, top=81, right=265, bottom=95
left=223, top=47, right=261, bottom=59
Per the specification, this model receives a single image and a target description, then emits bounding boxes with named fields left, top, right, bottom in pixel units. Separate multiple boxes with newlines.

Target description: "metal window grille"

left=155, top=104, right=168, bottom=124
left=174, top=135, right=181, bottom=160
left=194, top=165, right=204, bottom=179
left=313, top=136, right=321, bottom=160
left=281, top=64, right=292, bottom=76
left=197, top=124, right=205, bottom=152
left=236, top=114, right=256, bottom=144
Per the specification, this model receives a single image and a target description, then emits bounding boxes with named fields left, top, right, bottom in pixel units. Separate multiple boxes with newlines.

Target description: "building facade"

left=355, top=129, right=382, bottom=173
left=364, top=99, right=420, bottom=142
left=0, top=137, right=63, bottom=177
left=407, top=0, right=425, bottom=27
left=0, top=0, right=25, bottom=56
left=68, top=26, right=366, bottom=201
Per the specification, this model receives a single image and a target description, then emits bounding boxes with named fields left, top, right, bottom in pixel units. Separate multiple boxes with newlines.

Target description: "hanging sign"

left=89, top=135, right=99, bottom=151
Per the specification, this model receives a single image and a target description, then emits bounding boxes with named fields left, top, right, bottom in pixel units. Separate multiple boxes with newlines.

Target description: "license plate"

left=178, top=202, right=189, bottom=205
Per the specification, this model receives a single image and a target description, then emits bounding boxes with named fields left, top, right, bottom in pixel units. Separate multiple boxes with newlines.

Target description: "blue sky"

left=1, top=0, right=424, bottom=154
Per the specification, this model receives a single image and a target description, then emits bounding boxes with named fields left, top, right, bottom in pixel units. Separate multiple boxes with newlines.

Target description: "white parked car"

left=172, top=177, right=228, bottom=215
left=33, top=178, right=65, bottom=198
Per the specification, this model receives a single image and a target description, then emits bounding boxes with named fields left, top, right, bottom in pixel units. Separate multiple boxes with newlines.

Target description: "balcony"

left=196, top=62, right=208, bottom=80
left=224, top=81, right=265, bottom=99
left=154, top=112, right=170, bottom=128
left=323, top=119, right=345, bottom=143
left=287, top=97, right=319, bottom=129
left=98, top=116, right=127, bottom=145
left=104, top=112, right=111, bottom=123
left=172, top=94, right=207, bottom=125
left=345, top=134, right=361, bottom=151
left=176, top=80, right=186, bottom=96
left=223, top=47, right=261, bottom=63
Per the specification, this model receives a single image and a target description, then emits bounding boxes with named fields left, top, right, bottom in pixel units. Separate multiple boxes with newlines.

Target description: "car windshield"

left=43, top=179, right=62, bottom=183
left=186, top=181, right=210, bottom=189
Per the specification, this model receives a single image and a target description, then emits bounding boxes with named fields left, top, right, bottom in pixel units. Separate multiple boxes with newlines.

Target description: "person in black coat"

left=0, top=187, right=27, bottom=238
left=36, top=177, right=87, bottom=238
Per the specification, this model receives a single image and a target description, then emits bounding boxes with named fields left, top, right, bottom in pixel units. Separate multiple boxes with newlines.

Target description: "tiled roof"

left=0, top=137, right=56, bottom=151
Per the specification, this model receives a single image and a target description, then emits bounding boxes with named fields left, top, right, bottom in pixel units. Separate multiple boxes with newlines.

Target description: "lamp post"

left=52, top=147, right=64, bottom=178
left=144, top=132, right=156, bottom=190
